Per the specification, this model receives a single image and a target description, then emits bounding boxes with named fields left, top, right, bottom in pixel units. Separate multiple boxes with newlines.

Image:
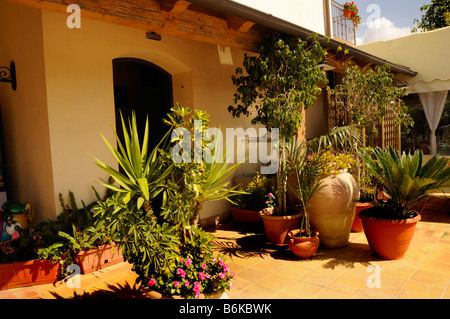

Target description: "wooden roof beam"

left=3, top=0, right=262, bottom=52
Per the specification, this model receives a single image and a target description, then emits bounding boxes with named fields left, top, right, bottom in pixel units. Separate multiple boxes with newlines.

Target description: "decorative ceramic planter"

left=0, top=259, right=59, bottom=290
left=351, top=202, right=375, bottom=232
left=309, top=171, right=358, bottom=249
left=230, top=207, right=261, bottom=225
left=74, top=244, right=123, bottom=274
left=359, top=210, right=421, bottom=260
left=259, top=207, right=302, bottom=245
left=287, top=229, right=320, bottom=259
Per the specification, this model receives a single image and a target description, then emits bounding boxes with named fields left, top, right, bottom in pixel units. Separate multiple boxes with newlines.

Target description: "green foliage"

left=232, top=172, right=276, bottom=211
left=229, top=32, right=327, bottom=142
left=412, top=0, right=450, bottom=32
left=328, top=64, right=413, bottom=134
left=360, top=147, right=450, bottom=217
left=307, top=150, right=357, bottom=177
left=229, top=32, right=327, bottom=214
left=93, top=104, right=242, bottom=295
left=147, top=253, right=235, bottom=299
left=287, top=137, right=326, bottom=238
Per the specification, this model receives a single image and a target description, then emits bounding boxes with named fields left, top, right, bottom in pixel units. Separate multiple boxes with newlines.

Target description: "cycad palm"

left=360, top=147, right=450, bottom=213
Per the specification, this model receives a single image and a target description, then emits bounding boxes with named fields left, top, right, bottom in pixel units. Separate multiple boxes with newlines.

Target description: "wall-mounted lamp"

left=146, top=31, right=162, bottom=41
left=0, top=61, right=16, bottom=90
left=318, top=62, right=336, bottom=71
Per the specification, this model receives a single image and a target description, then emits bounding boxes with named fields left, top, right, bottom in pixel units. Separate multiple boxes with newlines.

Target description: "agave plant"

left=360, top=147, right=450, bottom=217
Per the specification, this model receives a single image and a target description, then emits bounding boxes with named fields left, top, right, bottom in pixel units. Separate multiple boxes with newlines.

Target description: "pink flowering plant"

left=146, top=254, right=235, bottom=299
left=265, top=192, right=276, bottom=208
left=0, top=227, right=45, bottom=263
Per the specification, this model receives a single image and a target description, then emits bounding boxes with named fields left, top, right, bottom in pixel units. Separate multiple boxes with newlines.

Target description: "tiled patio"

left=0, top=196, right=449, bottom=299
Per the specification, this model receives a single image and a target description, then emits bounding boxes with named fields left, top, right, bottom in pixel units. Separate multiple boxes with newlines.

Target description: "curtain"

left=418, top=90, right=449, bottom=155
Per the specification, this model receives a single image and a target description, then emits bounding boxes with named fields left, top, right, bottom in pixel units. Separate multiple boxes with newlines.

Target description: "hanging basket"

left=343, top=9, right=353, bottom=19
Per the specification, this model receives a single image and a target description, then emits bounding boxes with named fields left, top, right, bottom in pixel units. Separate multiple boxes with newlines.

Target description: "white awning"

left=356, top=26, right=450, bottom=94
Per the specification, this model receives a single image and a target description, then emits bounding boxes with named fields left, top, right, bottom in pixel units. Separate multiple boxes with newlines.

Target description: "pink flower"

left=205, top=273, right=210, bottom=279
left=223, top=264, right=230, bottom=272
left=177, top=268, right=186, bottom=278
left=173, top=281, right=179, bottom=287
left=185, top=280, right=190, bottom=287
left=218, top=258, right=224, bottom=266
left=148, top=278, right=156, bottom=287
left=193, top=282, right=201, bottom=292
left=218, top=272, right=226, bottom=279
left=185, top=258, right=192, bottom=268
left=11, top=232, right=20, bottom=240
left=268, top=193, right=275, bottom=198
left=201, top=263, right=207, bottom=270
left=265, top=200, right=270, bottom=204
left=199, top=272, right=206, bottom=280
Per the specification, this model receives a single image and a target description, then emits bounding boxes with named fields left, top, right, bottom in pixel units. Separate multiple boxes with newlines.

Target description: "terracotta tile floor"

left=0, top=196, right=449, bottom=299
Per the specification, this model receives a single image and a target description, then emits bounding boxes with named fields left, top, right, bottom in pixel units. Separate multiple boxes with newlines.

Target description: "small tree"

left=327, top=63, right=413, bottom=200
left=412, top=0, right=450, bottom=33
left=328, top=64, right=413, bottom=133
left=229, top=32, right=327, bottom=214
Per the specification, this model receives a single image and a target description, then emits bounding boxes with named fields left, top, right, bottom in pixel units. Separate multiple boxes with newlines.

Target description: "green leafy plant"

left=0, top=226, right=45, bottom=264
left=232, top=172, right=276, bottom=211
left=286, top=137, right=326, bottom=238
left=360, top=146, right=450, bottom=218
left=93, top=105, right=242, bottom=296
left=307, top=149, right=357, bottom=177
left=327, top=64, right=413, bottom=134
left=229, top=32, right=327, bottom=215
left=412, top=0, right=450, bottom=32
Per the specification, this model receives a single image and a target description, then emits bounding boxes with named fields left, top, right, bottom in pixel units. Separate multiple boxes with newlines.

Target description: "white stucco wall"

left=233, top=0, right=327, bottom=35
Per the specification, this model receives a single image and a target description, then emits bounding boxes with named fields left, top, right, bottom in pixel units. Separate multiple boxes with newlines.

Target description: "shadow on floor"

left=212, top=225, right=382, bottom=270
left=50, top=282, right=151, bottom=299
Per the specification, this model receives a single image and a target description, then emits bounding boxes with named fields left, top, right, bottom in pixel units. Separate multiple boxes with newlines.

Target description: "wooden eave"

left=4, top=0, right=416, bottom=77
left=4, top=0, right=264, bottom=52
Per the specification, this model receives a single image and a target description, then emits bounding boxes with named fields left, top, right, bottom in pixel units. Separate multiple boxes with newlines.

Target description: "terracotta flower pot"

left=74, top=244, right=123, bottom=274
left=359, top=210, right=421, bottom=260
left=287, top=229, right=320, bottom=259
left=259, top=207, right=302, bottom=245
left=309, top=171, right=358, bottom=249
left=230, top=207, right=261, bottom=225
left=343, top=9, right=353, bottom=19
left=0, top=259, right=59, bottom=290
left=351, top=202, right=375, bottom=232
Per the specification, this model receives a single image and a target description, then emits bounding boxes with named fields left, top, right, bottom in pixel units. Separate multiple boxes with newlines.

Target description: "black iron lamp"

left=0, top=61, right=16, bottom=91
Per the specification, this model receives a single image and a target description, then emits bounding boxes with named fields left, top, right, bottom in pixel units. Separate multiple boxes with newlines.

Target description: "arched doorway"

left=112, top=58, right=173, bottom=151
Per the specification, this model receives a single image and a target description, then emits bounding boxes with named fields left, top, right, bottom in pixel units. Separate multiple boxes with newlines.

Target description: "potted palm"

left=360, top=147, right=450, bottom=259
left=229, top=32, right=327, bottom=244
left=285, top=137, right=324, bottom=258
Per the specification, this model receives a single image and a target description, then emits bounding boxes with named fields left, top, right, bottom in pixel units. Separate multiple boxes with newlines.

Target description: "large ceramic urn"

left=309, top=171, right=358, bottom=249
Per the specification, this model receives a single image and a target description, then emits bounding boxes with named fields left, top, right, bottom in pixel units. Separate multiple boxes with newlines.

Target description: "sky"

left=354, top=0, right=432, bottom=44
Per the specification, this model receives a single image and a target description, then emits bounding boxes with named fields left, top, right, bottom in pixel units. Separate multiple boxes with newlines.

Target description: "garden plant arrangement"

left=359, top=147, right=450, bottom=259
left=93, top=104, right=243, bottom=298
left=229, top=31, right=327, bottom=244
left=230, top=172, right=276, bottom=225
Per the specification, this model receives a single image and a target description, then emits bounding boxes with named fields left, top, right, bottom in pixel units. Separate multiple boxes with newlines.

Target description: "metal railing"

left=331, top=0, right=356, bottom=46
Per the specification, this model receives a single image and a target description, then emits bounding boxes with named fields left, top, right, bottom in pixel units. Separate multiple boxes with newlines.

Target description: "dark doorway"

left=112, top=58, right=173, bottom=152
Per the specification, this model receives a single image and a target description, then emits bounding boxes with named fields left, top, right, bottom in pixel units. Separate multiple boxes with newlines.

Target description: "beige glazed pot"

left=309, top=171, right=358, bottom=249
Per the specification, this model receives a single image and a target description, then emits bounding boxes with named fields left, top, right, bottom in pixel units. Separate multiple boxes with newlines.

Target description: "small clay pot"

left=287, top=229, right=320, bottom=259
